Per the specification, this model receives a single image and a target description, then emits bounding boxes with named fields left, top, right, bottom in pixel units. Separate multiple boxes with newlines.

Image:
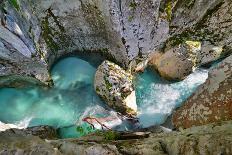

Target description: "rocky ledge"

left=0, top=120, right=232, bottom=154
left=173, top=55, right=232, bottom=129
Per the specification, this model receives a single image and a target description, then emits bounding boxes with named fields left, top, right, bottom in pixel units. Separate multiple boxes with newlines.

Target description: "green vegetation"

left=104, top=76, right=112, bottom=90
left=104, top=131, right=120, bottom=140
left=41, top=9, right=68, bottom=55
left=128, top=15, right=134, bottom=22
left=129, top=1, right=137, bottom=10
left=8, top=0, right=20, bottom=11
left=165, top=0, right=172, bottom=21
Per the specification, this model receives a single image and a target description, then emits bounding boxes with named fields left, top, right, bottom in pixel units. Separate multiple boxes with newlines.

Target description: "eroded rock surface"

left=94, top=60, right=137, bottom=116
left=149, top=41, right=201, bottom=80
left=1, top=0, right=232, bottom=86
left=1, top=120, right=232, bottom=155
left=172, top=55, right=232, bottom=129
left=0, top=122, right=57, bottom=139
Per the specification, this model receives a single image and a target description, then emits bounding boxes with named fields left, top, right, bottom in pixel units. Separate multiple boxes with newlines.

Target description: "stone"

left=0, top=132, right=61, bottom=155
left=0, top=121, right=57, bottom=139
left=172, top=55, right=232, bottom=129
left=1, top=120, right=231, bottom=155
left=94, top=60, right=137, bottom=116
left=1, top=0, right=232, bottom=87
left=149, top=41, right=201, bottom=80
left=197, top=41, right=224, bottom=65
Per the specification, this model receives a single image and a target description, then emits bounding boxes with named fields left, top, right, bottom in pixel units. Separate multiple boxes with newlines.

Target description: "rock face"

left=1, top=120, right=232, bottom=154
left=94, top=60, right=137, bottom=116
left=0, top=0, right=232, bottom=86
left=172, top=55, right=232, bottom=129
left=0, top=0, right=170, bottom=87
left=0, top=122, right=57, bottom=139
left=0, top=132, right=60, bottom=155
left=149, top=41, right=201, bottom=80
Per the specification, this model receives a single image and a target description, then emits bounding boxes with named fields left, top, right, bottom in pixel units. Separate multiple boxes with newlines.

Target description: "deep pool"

left=0, top=56, right=208, bottom=138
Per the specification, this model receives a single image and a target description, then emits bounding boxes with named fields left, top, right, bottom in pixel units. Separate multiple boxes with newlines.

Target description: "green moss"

left=8, top=0, right=20, bottom=11
left=41, top=18, right=59, bottom=53
left=104, top=76, right=112, bottom=90
left=41, top=8, right=69, bottom=56
left=128, top=15, right=134, bottom=22
left=96, top=87, right=100, bottom=93
left=104, top=131, right=120, bottom=141
left=165, top=0, right=172, bottom=21
left=129, top=1, right=137, bottom=10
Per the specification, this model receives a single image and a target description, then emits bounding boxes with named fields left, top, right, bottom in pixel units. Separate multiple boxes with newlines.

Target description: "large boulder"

left=172, top=55, right=232, bottom=129
left=149, top=41, right=201, bottom=80
left=94, top=60, right=137, bottom=116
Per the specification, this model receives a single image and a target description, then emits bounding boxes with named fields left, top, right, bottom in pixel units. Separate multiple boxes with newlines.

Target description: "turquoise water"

left=135, top=68, right=208, bottom=127
left=0, top=57, right=208, bottom=138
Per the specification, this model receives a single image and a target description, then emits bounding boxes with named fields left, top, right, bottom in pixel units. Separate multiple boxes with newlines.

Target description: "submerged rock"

left=172, top=55, right=232, bottom=129
left=94, top=60, right=137, bottom=116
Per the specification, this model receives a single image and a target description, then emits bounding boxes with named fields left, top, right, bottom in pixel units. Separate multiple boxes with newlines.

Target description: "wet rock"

left=94, top=60, right=137, bottom=116
left=149, top=41, right=201, bottom=80
left=172, top=55, right=232, bottom=129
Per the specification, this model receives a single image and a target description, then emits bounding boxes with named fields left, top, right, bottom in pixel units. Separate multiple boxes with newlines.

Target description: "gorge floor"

left=0, top=56, right=208, bottom=138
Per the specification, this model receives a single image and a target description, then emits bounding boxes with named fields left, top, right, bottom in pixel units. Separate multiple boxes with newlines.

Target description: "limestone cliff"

left=1, top=0, right=231, bottom=86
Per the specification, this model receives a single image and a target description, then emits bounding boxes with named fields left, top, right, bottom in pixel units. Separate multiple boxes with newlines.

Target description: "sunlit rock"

left=149, top=41, right=201, bottom=80
left=172, top=55, right=232, bottom=129
left=94, top=60, right=137, bottom=116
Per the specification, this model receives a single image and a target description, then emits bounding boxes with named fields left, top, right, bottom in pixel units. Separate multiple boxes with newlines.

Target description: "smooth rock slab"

left=172, top=55, right=232, bottom=129
left=94, top=60, right=137, bottom=116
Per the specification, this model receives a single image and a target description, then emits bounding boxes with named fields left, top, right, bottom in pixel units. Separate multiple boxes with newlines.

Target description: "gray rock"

left=172, top=55, right=232, bottom=129
left=94, top=60, right=137, bottom=116
left=0, top=0, right=232, bottom=86
left=1, top=120, right=232, bottom=155
left=0, top=122, right=57, bottom=140
left=149, top=41, right=201, bottom=80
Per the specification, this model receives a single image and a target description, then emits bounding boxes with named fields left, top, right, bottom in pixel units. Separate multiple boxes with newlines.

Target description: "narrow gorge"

left=0, top=0, right=231, bottom=154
